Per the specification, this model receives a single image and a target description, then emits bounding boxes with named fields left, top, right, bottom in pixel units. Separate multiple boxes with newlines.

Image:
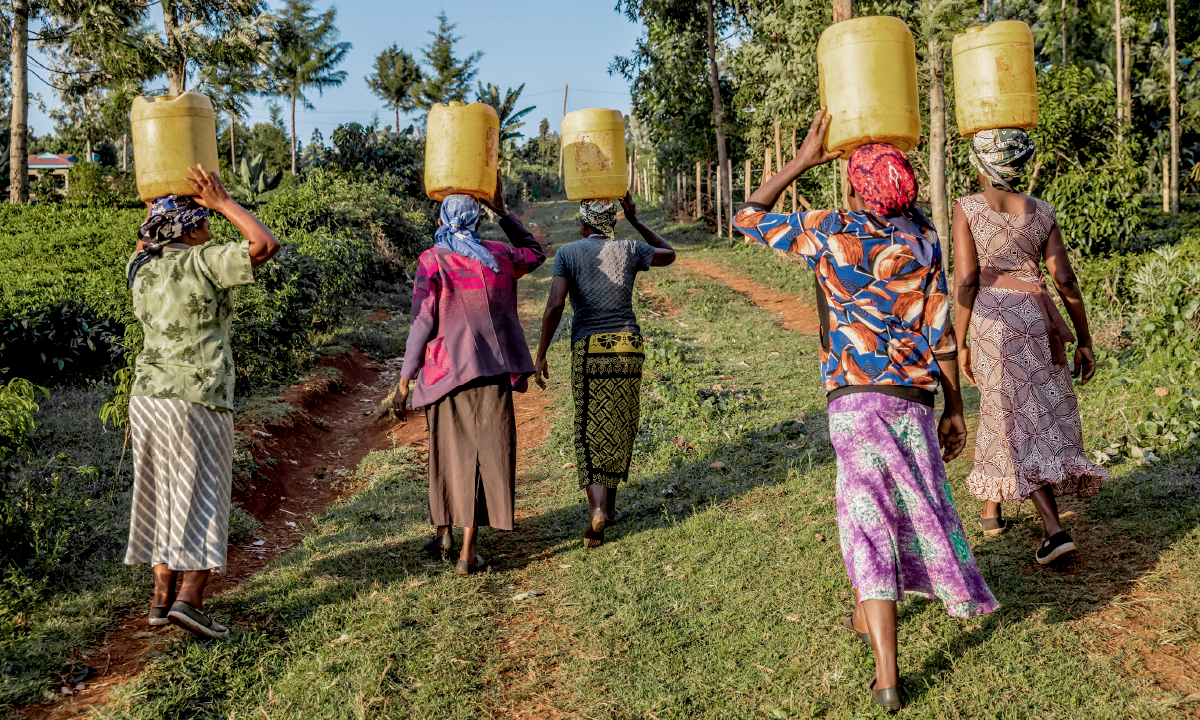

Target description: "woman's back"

left=958, top=193, right=1054, bottom=284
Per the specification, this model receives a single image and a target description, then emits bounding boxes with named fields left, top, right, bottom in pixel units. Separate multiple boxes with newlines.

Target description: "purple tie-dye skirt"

left=829, top=392, right=999, bottom=618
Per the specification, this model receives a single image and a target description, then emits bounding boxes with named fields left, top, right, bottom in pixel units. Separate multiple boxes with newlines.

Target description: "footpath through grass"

left=84, top=201, right=1197, bottom=720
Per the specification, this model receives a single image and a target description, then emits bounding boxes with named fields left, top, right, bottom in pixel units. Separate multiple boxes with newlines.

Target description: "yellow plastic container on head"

left=817, top=16, right=920, bottom=154
left=952, top=21, right=1038, bottom=137
left=130, top=92, right=221, bottom=202
left=424, top=101, right=500, bottom=201
left=562, top=108, right=627, bottom=201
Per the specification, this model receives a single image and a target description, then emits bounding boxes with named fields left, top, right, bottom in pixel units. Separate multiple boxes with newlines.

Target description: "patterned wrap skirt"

left=124, top=395, right=235, bottom=574
left=966, top=286, right=1108, bottom=502
left=829, top=392, right=998, bottom=618
left=571, top=332, right=645, bottom=489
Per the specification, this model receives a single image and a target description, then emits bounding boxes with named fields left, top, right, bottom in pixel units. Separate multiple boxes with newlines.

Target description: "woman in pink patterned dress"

left=952, top=129, right=1108, bottom=565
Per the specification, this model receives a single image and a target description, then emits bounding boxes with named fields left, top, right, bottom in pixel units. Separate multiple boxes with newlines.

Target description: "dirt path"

left=21, top=348, right=418, bottom=720
left=677, top=257, right=819, bottom=334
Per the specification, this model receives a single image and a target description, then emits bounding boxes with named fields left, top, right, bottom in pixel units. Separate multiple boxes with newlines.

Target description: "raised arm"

left=619, top=191, right=675, bottom=266
left=533, top=276, right=569, bottom=389
left=483, top=178, right=545, bottom=277
left=951, top=201, right=980, bottom=385
left=746, top=108, right=841, bottom=208
left=1043, top=223, right=1096, bottom=384
left=186, top=165, right=280, bottom=267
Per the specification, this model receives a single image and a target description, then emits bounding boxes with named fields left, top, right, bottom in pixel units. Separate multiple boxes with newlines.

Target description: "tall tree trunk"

left=705, top=0, right=730, bottom=217
left=928, top=23, right=950, bottom=251
left=833, top=0, right=852, bottom=207
left=1122, top=38, right=1132, bottom=122
left=290, top=93, right=297, bottom=175
left=162, top=0, right=184, bottom=95
left=1114, top=0, right=1123, bottom=126
left=1061, top=0, right=1067, bottom=65
left=123, top=133, right=128, bottom=171
left=1169, top=0, right=1178, bottom=213
left=395, top=106, right=400, bottom=134
left=9, top=0, right=29, bottom=203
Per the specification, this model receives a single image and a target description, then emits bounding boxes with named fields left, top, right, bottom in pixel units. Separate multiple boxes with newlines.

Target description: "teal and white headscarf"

left=968, top=128, right=1036, bottom=192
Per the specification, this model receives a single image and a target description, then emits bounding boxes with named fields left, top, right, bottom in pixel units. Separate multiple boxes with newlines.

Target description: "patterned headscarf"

left=847, top=143, right=918, bottom=216
left=128, top=195, right=210, bottom=289
left=847, top=143, right=936, bottom=267
left=434, top=194, right=499, bottom=273
left=579, top=199, right=618, bottom=239
left=968, top=128, right=1036, bottom=192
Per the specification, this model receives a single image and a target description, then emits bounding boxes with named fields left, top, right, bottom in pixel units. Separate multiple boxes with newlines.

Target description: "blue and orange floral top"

left=733, top=203, right=957, bottom=406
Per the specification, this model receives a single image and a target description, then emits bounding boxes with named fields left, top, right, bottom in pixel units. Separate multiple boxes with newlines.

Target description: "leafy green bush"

left=0, top=379, right=44, bottom=452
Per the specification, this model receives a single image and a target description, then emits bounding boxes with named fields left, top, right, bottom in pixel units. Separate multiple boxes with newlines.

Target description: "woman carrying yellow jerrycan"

left=534, top=192, right=675, bottom=549
left=734, top=110, right=998, bottom=713
left=124, top=166, right=281, bottom=638
left=951, top=128, right=1108, bottom=563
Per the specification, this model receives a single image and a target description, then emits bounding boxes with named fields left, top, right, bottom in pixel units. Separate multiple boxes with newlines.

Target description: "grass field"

left=58, top=200, right=1199, bottom=719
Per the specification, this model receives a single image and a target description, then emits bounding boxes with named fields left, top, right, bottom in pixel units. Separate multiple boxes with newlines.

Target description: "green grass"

left=46, top=200, right=1197, bottom=719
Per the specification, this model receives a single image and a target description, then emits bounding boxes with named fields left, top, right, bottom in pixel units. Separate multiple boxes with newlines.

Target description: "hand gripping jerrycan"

left=952, top=21, right=1038, bottom=137
left=130, top=92, right=221, bottom=202
left=561, top=108, right=628, bottom=201
left=424, top=101, right=500, bottom=202
left=817, top=16, right=921, bottom=154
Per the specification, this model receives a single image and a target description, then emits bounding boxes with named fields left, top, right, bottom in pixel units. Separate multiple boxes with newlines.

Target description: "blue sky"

left=27, top=0, right=644, bottom=143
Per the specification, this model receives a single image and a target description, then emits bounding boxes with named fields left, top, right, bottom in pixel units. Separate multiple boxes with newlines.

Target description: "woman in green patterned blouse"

left=124, top=165, right=280, bottom=638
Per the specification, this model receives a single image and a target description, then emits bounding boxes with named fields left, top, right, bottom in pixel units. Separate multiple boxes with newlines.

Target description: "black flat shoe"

left=1035, top=531, right=1076, bottom=565
left=868, top=678, right=901, bottom=713
left=167, top=600, right=229, bottom=638
left=979, top=514, right=1016, bottom=536
left=842, top=612, right=871, bottom=647
left=424, top=533, right=454, bottom=555
left=454, top=554, right=488, bottom=575
left=149, top=606, right=170, bottom=627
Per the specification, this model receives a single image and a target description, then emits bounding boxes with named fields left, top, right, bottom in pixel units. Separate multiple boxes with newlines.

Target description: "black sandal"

left=868, top=678, right=901, bottom=713
left=979, top=513, right=1016, bottom=536
left=424, top=532, right=454, bottom=555
left=454, top=554, right=488, bottom=575
left=842, top=612, right=871, bottom=647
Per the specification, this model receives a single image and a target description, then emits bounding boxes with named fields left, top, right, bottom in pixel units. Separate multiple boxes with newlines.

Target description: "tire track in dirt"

left=20, top=346, right=419, bottom=720
left=677, top=257, right=819, bottom=334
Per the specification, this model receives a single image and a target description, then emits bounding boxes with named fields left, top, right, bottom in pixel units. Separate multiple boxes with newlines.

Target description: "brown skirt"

left=425, top=375, right=516, bottom=530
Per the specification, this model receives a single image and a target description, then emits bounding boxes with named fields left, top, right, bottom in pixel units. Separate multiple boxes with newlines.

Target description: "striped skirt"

left=571, top=332, right=645, bottom=489
left=124, top=395, right=236, bottom=574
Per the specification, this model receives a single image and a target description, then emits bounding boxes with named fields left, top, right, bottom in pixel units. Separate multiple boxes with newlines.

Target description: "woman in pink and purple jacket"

left=391, top=181, right=545, bottom=575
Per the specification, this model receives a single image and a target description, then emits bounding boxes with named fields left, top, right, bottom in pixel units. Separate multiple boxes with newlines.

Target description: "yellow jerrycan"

left=561, top=108, right=628, bottom=201
left=817, top=16, right=920, bottom=154
left=424, top=101, right=500, bottom=202
left=952, top=21, right=1038, bottom=136
left=130, top=92, right=221, bottom=202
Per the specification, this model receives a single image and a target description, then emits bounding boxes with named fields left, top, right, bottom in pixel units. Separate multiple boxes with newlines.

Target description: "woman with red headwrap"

left=733, top=110, right=997, bottom=713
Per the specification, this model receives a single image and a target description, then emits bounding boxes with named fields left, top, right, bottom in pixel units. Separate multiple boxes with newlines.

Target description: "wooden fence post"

left=716, top=162, right=724, bottom=237
left=744, top=158, right=751, bottom=202
left=695, top=161, right=702, bottom=220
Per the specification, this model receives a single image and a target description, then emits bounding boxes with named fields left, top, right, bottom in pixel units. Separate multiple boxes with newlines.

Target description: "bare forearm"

left=217, top=199, right=279, bottom=266
left=536, top=305, right=565, bottom=359
left=747, top=157, right=809, bottom=208
left=937, top=357, right=964, bottom=414
left=629, top=217, right=672, bottom=251
left=1054, top=275, right=1093, bottom=347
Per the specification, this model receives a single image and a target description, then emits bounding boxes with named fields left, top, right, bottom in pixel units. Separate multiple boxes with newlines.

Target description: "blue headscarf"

left=434, top=194, right=499, bottom=273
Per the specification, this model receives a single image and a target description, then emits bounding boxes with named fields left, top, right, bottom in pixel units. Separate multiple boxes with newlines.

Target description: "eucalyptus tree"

left=270, top=0, right=351, bottom=174
left=616, top=0, right=739, bottom=208
left=475, top=82, right=534, bottom=154
left=415, top=11, right=481, bottom=111
left=366, top=44, right=422, bottom=132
